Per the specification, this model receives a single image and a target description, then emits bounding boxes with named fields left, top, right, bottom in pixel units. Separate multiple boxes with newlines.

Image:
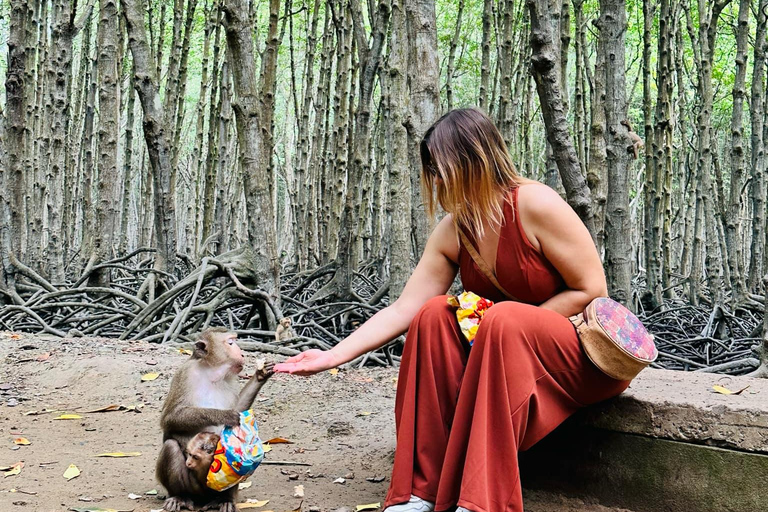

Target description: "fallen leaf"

left=128, top=493, right=142, bottom=499
left=63, top=464, right=81, bottom=480
left=54, top=414, right=83, bottom=420
left=356, top=504, right=381, bottom=512
left=712, top=384, right=749, bottom=395
left=96, top=452, right=142, bottom=458
left=13, top=437, right=30, bottom=445
left=145, top=489, right=158, bottom=495
left=294, top=484, right=304, bottom=498
left=328, top=369, right=339, bottom=376
left=265, top=437, right=293, bottom=444
left=366, top=475, right=385, bottom=483
left=357, top=411, right=372, bottom=416
left=178, top=348, right=193, bottom=355
left=333, top=477, right=346, bottom=484
left=141, top=372, right=160, bottom=381
left=1, top=461, right=23, bottom=477
left=263, top=444, right=272, bottom=453
left=238, top=481, right=253, bottom=490
left=36, top=352, right=51, bottom=362
left=10, top=334, right=21, bottom=339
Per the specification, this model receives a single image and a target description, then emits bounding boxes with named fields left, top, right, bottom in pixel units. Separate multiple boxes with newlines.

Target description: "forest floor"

left=0, top=332, right=636, bottom=512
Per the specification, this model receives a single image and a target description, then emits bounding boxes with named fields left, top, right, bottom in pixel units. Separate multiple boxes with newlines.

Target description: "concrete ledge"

left=580, top=368, right=768, bottom=453
left=519, top=369, right=768, bottom=512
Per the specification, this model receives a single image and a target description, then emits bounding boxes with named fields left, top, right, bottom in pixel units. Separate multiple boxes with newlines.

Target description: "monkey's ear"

left=193, top=340, right=208, bottom=358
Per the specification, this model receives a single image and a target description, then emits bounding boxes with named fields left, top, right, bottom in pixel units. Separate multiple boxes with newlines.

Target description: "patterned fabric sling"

left=457, top=227, right=657, bottom=381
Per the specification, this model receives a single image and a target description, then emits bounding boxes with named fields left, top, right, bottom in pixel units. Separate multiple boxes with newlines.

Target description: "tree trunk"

left=445, top=0, right=464, bottom=111
left=388, top=0, right=412, bottom=299
left=527, top=0, right=595, bottom=238
left=122, top=0, right=178, bottom=273
left=94, top=0, right=121, bottom=277
left=749, top=0, right=768, bottom=290
left=598, top=0, right=632, bottom=306
left=406, top=0, right=440, bottom=257
left=479, top=0, right=493, bottom=110
left=221, top=0, right=281, bottom=297
left=1, top=0, right=30, bottom=294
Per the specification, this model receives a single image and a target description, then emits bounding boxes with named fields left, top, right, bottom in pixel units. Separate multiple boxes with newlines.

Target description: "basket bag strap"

left=457, top=227, right=522, bottom=303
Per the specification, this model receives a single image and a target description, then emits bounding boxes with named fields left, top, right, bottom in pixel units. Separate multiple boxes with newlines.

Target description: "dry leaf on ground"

left=265, top=437, right=293, bottom=444
left=95, top=452, right=142, bottom=458
left=141, top=372, right=160, bottom=381
left=63, top=464, right=81, bottom=480
left=1, top=461, right=23, bottom=477
left=356, top=504, right=381, bottom=512
left=13, top=437, right=31, bottom=445
left=54, top=413, right=82, bottom=420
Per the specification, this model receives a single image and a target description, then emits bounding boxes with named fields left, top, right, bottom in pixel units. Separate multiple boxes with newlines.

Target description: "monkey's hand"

left=223, top=409, right=241, bottom=427
left=255, top=361, right=275, bottom=382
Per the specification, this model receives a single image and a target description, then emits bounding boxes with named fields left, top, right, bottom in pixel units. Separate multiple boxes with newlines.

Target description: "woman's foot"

left=383, top=495, right=435, bottom=512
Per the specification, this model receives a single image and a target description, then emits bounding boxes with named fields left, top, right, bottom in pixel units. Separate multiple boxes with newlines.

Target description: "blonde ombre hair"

left=420, top=108, right=526, bottom=237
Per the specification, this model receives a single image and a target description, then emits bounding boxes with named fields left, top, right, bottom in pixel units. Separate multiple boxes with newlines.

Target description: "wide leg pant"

left=384, top=296, right=630, bottom=512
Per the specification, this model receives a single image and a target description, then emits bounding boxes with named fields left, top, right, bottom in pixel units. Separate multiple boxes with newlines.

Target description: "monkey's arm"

left=235, top=362, right=274, bottom=411
left=162, top=406, right=241, bottom=434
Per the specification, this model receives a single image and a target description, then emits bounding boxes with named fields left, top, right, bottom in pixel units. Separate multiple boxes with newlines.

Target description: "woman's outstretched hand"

left=274, top=349, right=341, bottom=376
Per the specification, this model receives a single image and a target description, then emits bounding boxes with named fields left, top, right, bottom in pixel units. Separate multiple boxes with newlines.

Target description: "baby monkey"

left=185, top=432, right=220, bottom=487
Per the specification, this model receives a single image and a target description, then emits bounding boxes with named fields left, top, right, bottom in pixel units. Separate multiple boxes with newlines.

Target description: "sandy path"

left=0, top=332, right=634, bottom=512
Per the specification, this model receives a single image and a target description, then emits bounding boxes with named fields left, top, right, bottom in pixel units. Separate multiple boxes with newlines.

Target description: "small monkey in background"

left=274, top=317, right=296, bottom=343
left=621, top=120, right=645, bottom=159
left=185, top=432, right=220, bottom=487
left=156, top=328, right=274, bottom=512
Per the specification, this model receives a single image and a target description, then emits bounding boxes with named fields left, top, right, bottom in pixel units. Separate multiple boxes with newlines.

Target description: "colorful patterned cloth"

left=447, top=291, right=495, bottom=345
left=206, top=409, right=264, bottom=491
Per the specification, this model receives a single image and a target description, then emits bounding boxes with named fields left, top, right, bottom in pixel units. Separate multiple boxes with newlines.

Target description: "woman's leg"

left=384, top=295, right=470, bottom=508
left=434, top=301, right=629, bottom=512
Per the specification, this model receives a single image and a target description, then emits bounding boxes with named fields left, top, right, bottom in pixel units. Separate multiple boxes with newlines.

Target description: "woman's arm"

left=274, top=216, right=460, bottom=375
left=519, top=184, right=608, bottom=317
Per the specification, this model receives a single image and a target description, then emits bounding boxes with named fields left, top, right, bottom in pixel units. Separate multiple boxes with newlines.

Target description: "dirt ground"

left=0, top=332, right=635, bottom=512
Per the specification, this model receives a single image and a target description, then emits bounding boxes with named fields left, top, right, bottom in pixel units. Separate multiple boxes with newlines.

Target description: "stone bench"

left=519, top=368, right=768, bottom=512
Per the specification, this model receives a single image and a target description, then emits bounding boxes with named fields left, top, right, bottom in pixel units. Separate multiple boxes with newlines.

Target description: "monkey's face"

left=221, top=333, right=245, bottom=374
left=195, top=331, right=245, bottom=374
left=185, top=433, right=219, bottom=475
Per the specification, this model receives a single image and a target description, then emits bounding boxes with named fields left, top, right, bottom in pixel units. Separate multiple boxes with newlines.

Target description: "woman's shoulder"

left=514, top=182, right=567, bottom=216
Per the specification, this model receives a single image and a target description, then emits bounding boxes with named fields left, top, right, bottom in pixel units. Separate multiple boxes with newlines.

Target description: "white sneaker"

left=455, top=507, right=472, bottom=512
left=383, top=495, right=435, bottom=512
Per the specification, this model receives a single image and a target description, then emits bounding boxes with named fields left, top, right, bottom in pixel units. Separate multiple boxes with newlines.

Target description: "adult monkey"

left=157, top=327, right=274, bottom=511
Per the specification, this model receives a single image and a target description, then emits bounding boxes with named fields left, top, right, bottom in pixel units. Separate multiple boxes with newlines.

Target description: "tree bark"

left=221, top=0, right=281, bottom=297
left=749, top=0, right=768, bottom=290
left=527, top=0, right=595, bottom=238
left=388, top=0, right=412, bottom=299
left=122, top=0, right=178, bottom=273
left=598, top=0, right=632, bottom=306
left=725, top=0, right=750, bottom=298
left=406, top=0, right=440, bottom=257
left=94, top=0, right=121, bottom=277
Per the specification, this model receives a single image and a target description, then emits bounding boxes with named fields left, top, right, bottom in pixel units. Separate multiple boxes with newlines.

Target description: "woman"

left=275, top=108, right=629, bottom=512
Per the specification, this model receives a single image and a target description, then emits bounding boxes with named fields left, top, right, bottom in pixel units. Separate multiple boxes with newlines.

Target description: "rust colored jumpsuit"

left=384, top=187, right=629, bottom=512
